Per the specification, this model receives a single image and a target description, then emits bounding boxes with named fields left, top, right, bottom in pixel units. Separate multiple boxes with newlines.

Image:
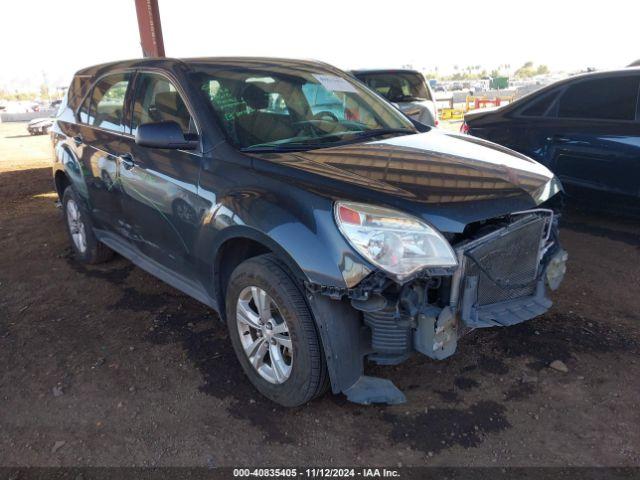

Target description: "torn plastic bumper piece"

left=546, top=249, right=568, bottom=291
left=459, top=249, right=568, bottom=329
left=414, top=306, right=458, bottom=359
left=343, top=375, right=406, bottom=405
left=460, top=277, right=552, bottom=328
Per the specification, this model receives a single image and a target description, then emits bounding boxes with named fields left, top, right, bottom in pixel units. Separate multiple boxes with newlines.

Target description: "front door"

left=117, top=72, right=205, bottom=277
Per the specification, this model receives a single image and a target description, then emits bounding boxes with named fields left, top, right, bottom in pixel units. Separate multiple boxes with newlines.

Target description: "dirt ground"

left=1, top=121, right=639, bottom=467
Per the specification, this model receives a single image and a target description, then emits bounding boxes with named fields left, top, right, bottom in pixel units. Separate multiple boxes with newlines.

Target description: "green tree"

left=536, top=64, right=550, bottom=75
left=514, top=61, right=537, bottom=78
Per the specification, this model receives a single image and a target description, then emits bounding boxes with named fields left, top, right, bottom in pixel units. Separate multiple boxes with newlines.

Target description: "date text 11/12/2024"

left=232, top=468, right=401, bottom=478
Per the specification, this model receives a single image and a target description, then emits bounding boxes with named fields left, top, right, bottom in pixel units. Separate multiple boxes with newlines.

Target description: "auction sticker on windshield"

left=312, top=74, right=358, bottom=93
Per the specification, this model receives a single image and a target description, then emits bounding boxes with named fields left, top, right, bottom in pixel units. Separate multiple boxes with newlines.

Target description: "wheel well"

left=215, top=238, right=271, bottom=319
left=54, top=171, right=70, bottom=200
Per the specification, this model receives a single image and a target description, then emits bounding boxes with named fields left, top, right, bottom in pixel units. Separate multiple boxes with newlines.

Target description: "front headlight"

left=334, top=202, right=458, bottom=281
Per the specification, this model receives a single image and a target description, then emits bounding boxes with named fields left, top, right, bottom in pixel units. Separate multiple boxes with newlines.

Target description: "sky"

left=1, top=0, right=638, bottom=91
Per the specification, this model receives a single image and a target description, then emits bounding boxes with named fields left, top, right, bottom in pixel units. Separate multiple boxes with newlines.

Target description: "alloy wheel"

left=66, top=198, right=87, bottom=253
left=236, top=286, right=293, bottom=384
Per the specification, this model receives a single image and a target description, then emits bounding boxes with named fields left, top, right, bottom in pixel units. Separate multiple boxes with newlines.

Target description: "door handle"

left=72, top=135, right=83, bottom=146
left=119, top=153, right=135, bottom=170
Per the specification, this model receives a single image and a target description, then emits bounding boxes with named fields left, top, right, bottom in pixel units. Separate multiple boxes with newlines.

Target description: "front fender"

left=203, top=202, right=375, bottom=397
left=196, top=180, right=372, bottom=292
left=195, top=161, right=378, bottom=397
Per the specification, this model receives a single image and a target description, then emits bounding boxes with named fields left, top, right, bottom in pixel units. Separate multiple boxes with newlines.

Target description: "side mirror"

left=135, top=121, right=198, bottom=150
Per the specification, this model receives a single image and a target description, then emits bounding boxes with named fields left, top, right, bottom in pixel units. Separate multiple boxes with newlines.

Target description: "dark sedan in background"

left=462, top=68, right=640, bottom=200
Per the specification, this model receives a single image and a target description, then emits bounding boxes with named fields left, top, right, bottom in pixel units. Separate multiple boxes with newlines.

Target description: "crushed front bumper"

left=308, top=210, right=568, bottom=405
left=373, top=211, right=568, bottom=363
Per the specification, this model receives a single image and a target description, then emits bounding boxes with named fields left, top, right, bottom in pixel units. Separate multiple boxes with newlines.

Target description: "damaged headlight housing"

left=334, top=202, right=458, bottom=281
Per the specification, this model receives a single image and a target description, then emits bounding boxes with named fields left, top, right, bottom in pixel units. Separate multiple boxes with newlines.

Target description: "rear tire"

left=225, top=254, right=329, bottom=406
left=62, top=186, right=114, bottom=264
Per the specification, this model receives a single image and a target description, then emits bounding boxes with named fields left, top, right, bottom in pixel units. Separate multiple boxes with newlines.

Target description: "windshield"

left=354, top=72, right=432, bottom=103
left=190, top=66, right=415, bottom=151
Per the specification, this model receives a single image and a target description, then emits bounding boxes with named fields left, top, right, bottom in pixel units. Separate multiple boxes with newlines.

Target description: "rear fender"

left=54, top=141, right=90, bottom=205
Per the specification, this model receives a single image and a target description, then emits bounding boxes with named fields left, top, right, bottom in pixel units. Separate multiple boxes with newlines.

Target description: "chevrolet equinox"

left=52, top=57, right=568, bottom=406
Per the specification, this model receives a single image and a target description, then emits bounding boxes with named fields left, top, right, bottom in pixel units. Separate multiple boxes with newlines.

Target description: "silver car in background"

left=27, top=116, right=55, bottom=135
left=351, top=69, right=438, bottom=126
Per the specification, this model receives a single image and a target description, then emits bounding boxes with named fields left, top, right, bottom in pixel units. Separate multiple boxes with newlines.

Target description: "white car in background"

left=350, top=69, right=439, bottom=126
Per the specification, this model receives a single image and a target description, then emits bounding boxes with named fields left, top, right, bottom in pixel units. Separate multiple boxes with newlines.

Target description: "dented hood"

left=251, top=129, right=561, bottom=233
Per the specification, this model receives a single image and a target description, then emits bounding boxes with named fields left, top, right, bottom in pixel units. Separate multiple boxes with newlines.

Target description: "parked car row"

left=50, top=57, right=569, bottom=407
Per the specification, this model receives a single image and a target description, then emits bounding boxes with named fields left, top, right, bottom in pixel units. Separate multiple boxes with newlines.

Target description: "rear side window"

left=88, top=73, right=131, bottom=132
left=558, top=76, right=640, bottom=121
left=68, top=75, right=92, bottom=117
left=520, top=91, right=558, bottom=117
left=131, top=73, right=195, bottom=135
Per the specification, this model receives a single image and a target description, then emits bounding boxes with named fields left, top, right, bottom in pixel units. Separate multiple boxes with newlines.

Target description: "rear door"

left=544, top=74, right=640, bottom=197
left=117, top=71, right=205, bottom=277
left=74, top=72, right=133, bottom=231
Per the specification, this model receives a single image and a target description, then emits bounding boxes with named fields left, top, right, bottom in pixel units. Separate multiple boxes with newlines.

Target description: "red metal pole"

left=134, top=0, right=165, bottom=57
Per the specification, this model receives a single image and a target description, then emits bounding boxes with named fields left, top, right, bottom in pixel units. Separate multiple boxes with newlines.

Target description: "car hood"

left=250, top=129, right=561, bottom=233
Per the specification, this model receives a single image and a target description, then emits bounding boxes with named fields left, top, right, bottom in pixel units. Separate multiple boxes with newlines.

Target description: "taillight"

left=460, top=121, right=469, bottom=134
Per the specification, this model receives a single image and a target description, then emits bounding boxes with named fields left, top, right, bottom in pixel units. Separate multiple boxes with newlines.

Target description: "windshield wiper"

left=394, top=95, right=428, bottom=102
left=241, top=129, right=415, bottom=152
left=351, top=128, right=416, bottom=141
left=242, top=134, right=348, bottom=152
left=241, top=144, right=323, bottom=153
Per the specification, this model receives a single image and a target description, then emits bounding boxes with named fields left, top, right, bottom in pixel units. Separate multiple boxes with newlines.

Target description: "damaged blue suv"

left=52, top=57, right=568, bottom=406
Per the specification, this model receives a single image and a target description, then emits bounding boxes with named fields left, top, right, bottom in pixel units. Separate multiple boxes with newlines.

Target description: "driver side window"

left=131, top=73, right=195, bottom=136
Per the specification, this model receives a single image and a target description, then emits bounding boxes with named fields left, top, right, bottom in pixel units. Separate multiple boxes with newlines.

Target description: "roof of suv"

left=74, top=56, right=342, bottom=77
left=67, top=56, right=350, bottom=114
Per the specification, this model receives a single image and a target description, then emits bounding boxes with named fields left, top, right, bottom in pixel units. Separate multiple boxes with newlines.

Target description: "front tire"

left=62, top=186, right=114, bottom=264
left=225, top=254, right=329, bottom=406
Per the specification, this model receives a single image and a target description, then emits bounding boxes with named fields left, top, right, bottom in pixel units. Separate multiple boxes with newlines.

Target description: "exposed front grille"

left=456, top=214, right=548, bottom=317
left=463, top=216, right=546, bottom=306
